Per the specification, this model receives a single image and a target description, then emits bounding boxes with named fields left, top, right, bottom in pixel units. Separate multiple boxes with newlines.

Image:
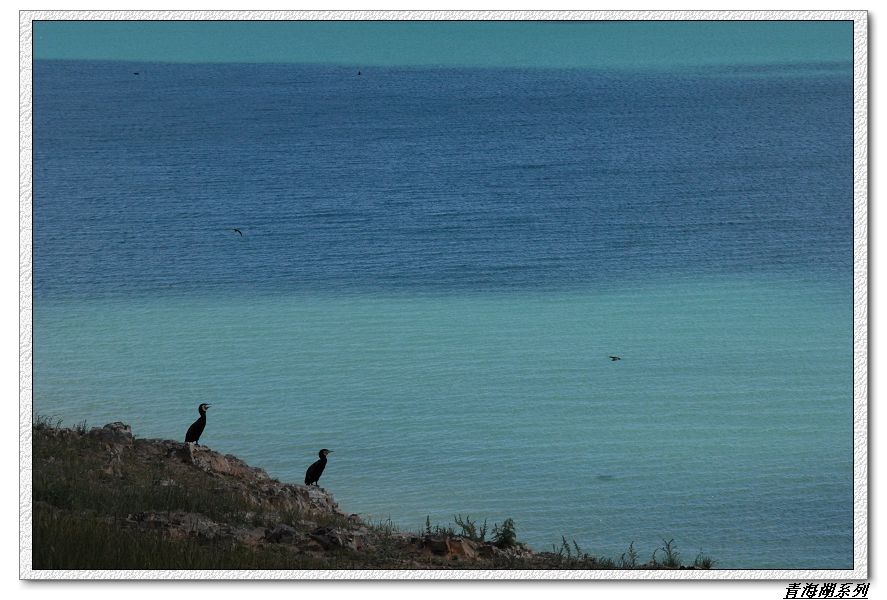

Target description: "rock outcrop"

left=36, top=422, right=511, bottom=564
left=164, top=441, right=344, bottom=517
left=33, top=421, right=711, bottom=570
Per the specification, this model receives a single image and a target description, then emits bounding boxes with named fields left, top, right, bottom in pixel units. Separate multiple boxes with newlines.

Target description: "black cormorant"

left=185, top=403, right=211, bottom=445
left=609, top=356, right=622, bottom=361
left=304, top=449, right=333, bottom=486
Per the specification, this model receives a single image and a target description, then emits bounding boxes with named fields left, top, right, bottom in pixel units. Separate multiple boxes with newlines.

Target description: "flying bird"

left=185, top=403, right=211, bottom=445
left=232, top=228, right=243, bottom=237
left=305, top=449, right=333, bottom=486
left=609, top=356, right=622, bottom=361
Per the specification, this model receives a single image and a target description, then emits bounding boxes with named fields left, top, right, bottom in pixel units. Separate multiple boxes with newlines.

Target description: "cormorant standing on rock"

left=185, top=403, right=211, bottom=445
left=305, top=449, right=333, bottom=486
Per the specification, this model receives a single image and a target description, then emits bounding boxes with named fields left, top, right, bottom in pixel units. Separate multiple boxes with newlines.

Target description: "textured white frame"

left=18, top=10, right=868, bottom=581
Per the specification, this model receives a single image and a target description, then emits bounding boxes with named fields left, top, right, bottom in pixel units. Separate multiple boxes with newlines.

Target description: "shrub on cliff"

left=492, top=518, right=518, bottom=549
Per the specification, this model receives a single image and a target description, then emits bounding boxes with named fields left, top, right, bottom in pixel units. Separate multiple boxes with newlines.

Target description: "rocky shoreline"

left=31, top=421, right=712, bottom=570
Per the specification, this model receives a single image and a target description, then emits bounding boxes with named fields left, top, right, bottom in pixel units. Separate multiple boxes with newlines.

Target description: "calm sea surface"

left=33, top=60, right=854, bottom=568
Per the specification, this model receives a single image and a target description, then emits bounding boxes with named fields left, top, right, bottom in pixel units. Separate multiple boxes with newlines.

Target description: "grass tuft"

left=33, top=414, right=63, bottom=430
left=453, top=514, right=488, bottom=542
left=619, top=541, right=638, bottom=568
left=694, top=551, right=715, bottom=569
left=658, top=538, right=681, bottom=568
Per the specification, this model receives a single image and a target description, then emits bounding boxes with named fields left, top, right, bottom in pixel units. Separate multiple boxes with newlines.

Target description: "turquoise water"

left=33, top=21, right=852, bottom=68
left=34, top=276, right=852, bottom=568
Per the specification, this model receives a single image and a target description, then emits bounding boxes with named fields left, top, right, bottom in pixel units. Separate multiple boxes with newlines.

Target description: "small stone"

left=265, top=523, right=298, bottom=543
left=88, top=422, right=134, bottom=447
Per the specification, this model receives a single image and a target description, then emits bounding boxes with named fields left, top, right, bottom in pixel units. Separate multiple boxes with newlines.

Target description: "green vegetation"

left=492, top=518, right=518, bottom=549
left=32, top=414, right=63, bottom=430
left=655, top=538, right=681, bottom=569
left=620, top=541, right=639, bottom=568
left=453, top=514, right=488, bottom=542
left=31, top=418, right=715, bottom=571
left=33, top=510, right=337, bottom=570
left=694, top=551, right=716, bottom=569
left=34, top=428, right=257, bottom=526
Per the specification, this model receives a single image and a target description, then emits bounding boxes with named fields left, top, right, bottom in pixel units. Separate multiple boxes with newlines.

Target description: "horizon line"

left=32, top=56, right=853, bottom=71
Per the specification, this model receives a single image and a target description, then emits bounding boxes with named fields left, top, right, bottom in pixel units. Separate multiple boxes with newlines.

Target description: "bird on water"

left=609, top=356, right=622, bottom=361
left=185, top=403, right=211, bottom=445
left=305, top=449, right=333, bottom=486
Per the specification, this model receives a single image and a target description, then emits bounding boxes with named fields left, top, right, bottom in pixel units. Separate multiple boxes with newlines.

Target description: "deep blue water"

left=34, top=61, right=851, bottom=297
left=32, top=60, right=854, bottom=568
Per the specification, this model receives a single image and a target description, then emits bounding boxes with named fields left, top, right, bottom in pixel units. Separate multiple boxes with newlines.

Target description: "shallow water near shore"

left=34, top=277, right=852, bottom=568
left=32, top=60, right=854, bottom=568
